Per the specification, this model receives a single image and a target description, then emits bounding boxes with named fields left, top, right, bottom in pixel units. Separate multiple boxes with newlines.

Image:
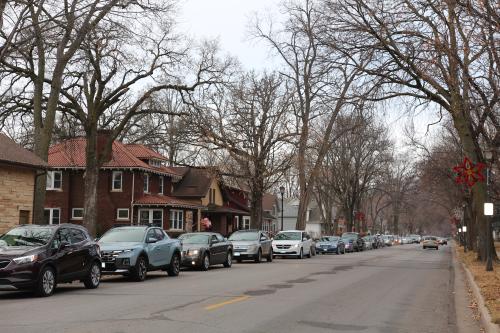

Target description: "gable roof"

left=48, top=138, right=180, bottom=178
left=125, top=144, right=168, bottom=161
left=0, top=133, right=47, bottom=169
left=171, top=167, right=215, bottom=198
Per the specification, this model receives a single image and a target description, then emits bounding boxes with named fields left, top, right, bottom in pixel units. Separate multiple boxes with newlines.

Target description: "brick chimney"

left=96, top=129, right=114, bottom=163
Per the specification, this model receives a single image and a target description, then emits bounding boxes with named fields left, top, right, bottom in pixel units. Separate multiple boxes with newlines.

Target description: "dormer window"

left=149, top=159, right=162, bottom=168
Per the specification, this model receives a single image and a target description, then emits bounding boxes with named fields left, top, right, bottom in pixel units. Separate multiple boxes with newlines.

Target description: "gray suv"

left=229, top=230, right=273, bottom=263
left=98, top=226, right=181, bottom=281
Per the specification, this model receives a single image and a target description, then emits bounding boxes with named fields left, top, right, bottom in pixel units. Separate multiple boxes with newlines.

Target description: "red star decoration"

left=453, top=157, right=486, bottom=187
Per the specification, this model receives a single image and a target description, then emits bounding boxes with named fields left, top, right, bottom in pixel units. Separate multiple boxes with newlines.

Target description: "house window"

left=169, top=210, right=184, bottom=230
left=44, top=208, right=60, bottom=225
left=242, top=216, right=250, bottom=230
left=112, top=171, right=123, bottom=191
left=71, top=208, right=84, bottom=220
left=143, top=173, right=149, bottom=193
left=149, top=159, right=162, bottom=167
left=46, top=171, right=62, bottom=190
left=235, top=216, right=240, bottom=229
left=139, top=209, right=163, bottom=228
left=209, top=188, right=216, bottom=204
left=117, top=209, right=130, bottom=220
left=159, top=176, right=164, bottom=195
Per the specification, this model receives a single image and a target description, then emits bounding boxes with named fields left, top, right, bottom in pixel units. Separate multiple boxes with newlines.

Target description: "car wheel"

left=132, top=256, right=148, bottom=282
left=298, top=248, right=303, bottom=259
left=83, top=261, right=101, bottom=289
left=436, top=247, right=439, bottom=250
left=423, top=246, right=426, bottom=249
left=201, top=253, right=210, bottom=271
left=255, top=249, right=262, bottom=263
left=167, top=253, right=181, bottom=277
left=336, top=248, right=340, bottom=255
left=35, top=266, right=56, bottom=297
left=223, top=252, right=232, bottom=268
left=267, top=249, right=273, bottom=262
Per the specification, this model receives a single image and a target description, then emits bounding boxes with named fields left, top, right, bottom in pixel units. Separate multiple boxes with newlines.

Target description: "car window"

left=216, top=234, right=224, bottom=242
left=70, top=229, right=87, bottom=244
left=146, top=229, right=157, bottom=241
left=52, top=228, right=72, bottom=248
left=154, top=229, right=165, bottom=240
left=211, top=235, right=218, bottom=243
left=261, top=233, right=269, bottom=240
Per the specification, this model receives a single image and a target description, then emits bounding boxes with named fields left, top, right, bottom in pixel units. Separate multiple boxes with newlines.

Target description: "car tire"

left=298, top=248, right=303, bottom=259
left=201, top=253, right=210, bottom=271
left=267, top=249, right=273, bottom=262
left=336, top=248, right=340, bottom=255
left=423, top=246, right=426, bottom=249
left=223, top=252, right=232, bottom=268
left=167, top=253, right=181, bottom=277
left=132, top=256, right=148, bottom=282
left=255, top=249, right=262, bottom=263
left=35, top=266, right=56, bottom=297
left=83, top=261, right=101, bottom=289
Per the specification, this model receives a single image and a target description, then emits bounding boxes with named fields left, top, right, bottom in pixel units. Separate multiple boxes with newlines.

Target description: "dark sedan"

left=179, top=233, right=233, bottom=271
left=315, top=236, right=345, bottom=254
left=0, top=224, right=101, bottom=297
left=341, top=232, right=364, bottom=252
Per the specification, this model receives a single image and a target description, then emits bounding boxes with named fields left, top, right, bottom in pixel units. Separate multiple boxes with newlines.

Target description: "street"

left=0, top=245, right=470, bottom=333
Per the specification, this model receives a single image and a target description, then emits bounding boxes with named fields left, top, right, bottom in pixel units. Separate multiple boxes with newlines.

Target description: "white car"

left=272, top=230, right=313, bottom=259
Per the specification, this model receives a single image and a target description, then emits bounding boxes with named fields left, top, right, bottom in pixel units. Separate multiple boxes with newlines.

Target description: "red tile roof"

left=125, top=144, right=167, bottom=161
left=0, top=133, right=47, bottom=169
left=48, top=138, right=180, bottom=177
left=134, top=194, right=202, bottom=209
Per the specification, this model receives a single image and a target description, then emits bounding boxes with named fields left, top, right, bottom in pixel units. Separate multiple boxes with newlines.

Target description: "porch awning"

left=134, top=194, right=203, bottom=209
left=202, top=205, right=249, bottom=215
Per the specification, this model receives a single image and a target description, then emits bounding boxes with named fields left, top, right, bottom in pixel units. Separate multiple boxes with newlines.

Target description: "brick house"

left=262, top=193, right=279, bottom=234
left=0, top=133, right=47, bottom=233
left=44, top=134, right=202, bottom=236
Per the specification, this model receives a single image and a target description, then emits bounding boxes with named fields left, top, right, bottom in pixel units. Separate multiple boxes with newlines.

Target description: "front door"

left=139, top=209, right=163, bottom=228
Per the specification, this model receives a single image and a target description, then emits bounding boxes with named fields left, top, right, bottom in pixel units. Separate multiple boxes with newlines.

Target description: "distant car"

left=341, top=232, right=364, bottom=252
left=422, top=236, right=439, bottom=250
left=363, top=236, right=374, bottom=250
left=0, top=224, right=101, bottom=297
left=382, top=235, right=394, bottom=246
left=315, top=236, right=345, bottom=254
left=437, top=237, right=448, bottom=245
left=99, top=226, right=181, bottom=281
left=229, top=230, right=273, bottom=263
left=409, top=234, right=421, bottom=244
left=179, top=232, right=233, bottom=270
left=272, top=230, right=313, bottom=259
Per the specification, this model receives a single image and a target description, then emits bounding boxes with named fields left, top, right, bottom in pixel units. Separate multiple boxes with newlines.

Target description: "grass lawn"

left=456, top=243, right=500, bottom=325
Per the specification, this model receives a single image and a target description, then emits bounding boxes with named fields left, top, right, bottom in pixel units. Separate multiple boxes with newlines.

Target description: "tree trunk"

left=32, top=130, right=51, bottom=224
left=250, top=190, right=264, bottom=230
left=82, top=127, right=99, bottom=237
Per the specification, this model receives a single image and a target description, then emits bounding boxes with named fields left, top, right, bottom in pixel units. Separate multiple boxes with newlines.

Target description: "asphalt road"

left=0, top=244, right=475, bottom=333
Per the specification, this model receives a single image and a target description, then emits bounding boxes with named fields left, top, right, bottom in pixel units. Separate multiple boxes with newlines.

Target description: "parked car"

left=315, top=236, right=345, bottom=254
left=409, top=234, right=421, bottom=244
left=99, top=226, right=181, bottom=281
left=341, top=232, right=364, bottom=252
left=382, top=235, right=394, bottom=246
left=179, top=232, right=233, bottom=270
left=0, top=224, right=101, bottom=297
left=422, top=236, right=439, bottom=250
left=228, top=230, right=273, bottom=263
left=272, top=230, right=313, bottom=259
left=373, top=234, right=384, bottom=248
left=363, top=236, right=374, bottom=250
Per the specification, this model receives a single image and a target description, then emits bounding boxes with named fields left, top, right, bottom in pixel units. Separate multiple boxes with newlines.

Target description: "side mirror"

left=260, top=237, right=267, bottom=242
left=146, top=237, right=157, bottom=244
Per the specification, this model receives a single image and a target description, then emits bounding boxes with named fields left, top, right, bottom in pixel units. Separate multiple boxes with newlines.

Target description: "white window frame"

left=169, top=210, right=184, bottom=230
left=46, top=171, right=62, bottom=190
left=71, top=208, right=84, bottom=220
left=143, top=173, right=149, bottom=193
left=44, top=208, right=61, bottom=225
left=242, top=216, right=250, bottom=230
left=116, top=208, right=130, bottom=220
left=235, top=216, right=240, bottom=229
left=112, top=171, right=123, bottom=191
left=159, top=176, right=164, bottom=195
left=138, top=209, right=163, bottom=228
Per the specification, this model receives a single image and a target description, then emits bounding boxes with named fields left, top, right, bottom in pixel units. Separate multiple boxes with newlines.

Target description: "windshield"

left=179, top=233, right=210, bottom=244
left=0, top=227, right=54, bottom=247
left=229, top=232, right=259, bottom=241
left=321, top=236, right=339, bottom=242
left=99, top=228, right=146, bottom=243
left=274, top=232, right=301, bottom=241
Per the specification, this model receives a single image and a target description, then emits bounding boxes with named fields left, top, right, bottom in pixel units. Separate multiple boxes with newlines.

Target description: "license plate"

left=234, top=252, right=240, bottom=256
left=279, top=251, right=286, bottom=253
left=101, top=262, right=106, bottom=268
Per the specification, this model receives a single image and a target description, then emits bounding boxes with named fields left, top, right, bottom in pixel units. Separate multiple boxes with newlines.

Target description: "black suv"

left=0, top=224, right=101, bottom=297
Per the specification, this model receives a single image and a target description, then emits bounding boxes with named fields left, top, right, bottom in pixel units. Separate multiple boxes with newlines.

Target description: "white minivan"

left=272, top=230, right=313, bottom=259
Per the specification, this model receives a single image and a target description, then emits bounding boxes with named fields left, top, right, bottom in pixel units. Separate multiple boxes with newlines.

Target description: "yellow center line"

left=204, top=295, right=251, bottom=311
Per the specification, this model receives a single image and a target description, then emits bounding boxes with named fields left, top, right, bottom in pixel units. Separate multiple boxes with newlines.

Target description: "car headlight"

left=188, top=249, right=199, bottom=255
left=293, top=244, right=300, bottom=248
left=13, top=254, right=38, bottom=264
left=113, top=249, right=133, bottom=255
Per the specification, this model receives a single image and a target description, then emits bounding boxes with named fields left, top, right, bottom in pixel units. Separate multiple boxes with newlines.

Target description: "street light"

left=279, top=186, right=285, bottom=231
left=484, top=148, right=494, bottom=271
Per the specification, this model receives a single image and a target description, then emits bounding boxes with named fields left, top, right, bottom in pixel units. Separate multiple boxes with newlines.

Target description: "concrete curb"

left=460, top=258, right=500, bottom=333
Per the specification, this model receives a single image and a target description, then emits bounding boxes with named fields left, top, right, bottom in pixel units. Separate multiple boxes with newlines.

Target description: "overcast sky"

left=178, top=0, right=442, bottom=150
